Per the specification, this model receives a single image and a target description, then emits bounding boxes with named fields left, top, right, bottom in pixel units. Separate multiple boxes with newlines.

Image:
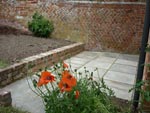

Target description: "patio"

left=2, top=51, right=139, bottom=113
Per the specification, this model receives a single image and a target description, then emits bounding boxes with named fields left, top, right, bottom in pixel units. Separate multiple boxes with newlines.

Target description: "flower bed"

left=29, top=62, right=124, bottom=113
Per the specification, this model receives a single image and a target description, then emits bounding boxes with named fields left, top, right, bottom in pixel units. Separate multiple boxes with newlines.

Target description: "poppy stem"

left=51, top=83, right=55, bottom=91
left=26, top=76, right=42, bottom=97
left=45, top=85, right=51, bottom=95
left=37, top=87, right=47, bottom=97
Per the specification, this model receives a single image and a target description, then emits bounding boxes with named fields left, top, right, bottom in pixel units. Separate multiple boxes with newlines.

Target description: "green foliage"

left=29, top=62, right=121, bottom=113
left=0, top=59, right=8, bottom=68
left=0, top=106, right=30, bottom=113
left=44, top=77, right=116, bottom=113
left=129, top=80, right=150, bottom=112
left=129, top=80, right=150, bottom=102
left=145, top=44, right=150, bottom=53
left=129, top=43, right=150, bottom=112
left=28, top=12, right=54, bottom=38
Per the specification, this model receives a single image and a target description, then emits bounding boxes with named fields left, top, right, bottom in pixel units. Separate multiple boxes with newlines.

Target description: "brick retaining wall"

left=0, top=43, right=84, bottom=87
left=0, top=1, right=145, bottom=53
left=0, top=89, right=12, bottom=107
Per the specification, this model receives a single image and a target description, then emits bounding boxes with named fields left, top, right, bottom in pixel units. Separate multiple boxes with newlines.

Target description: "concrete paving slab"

left=115, top=59, right=138, bottom=67
left=74, top=51, right=98, bottom=59
left=110, top=64, right=137, bottom=75
left=118, top=54, right=139, bottom=62
left=94, top=56, right=116, bottom=63
left=104, top=79, right=134, bottom=100
left=98, top=52, right=120, bottom=58
left=65, top=57, right=89, bottom=65
left=84, top=61, right=112, bottom=70
left=3, top=77, right=45, bottom=113
left=104, top=71, right=136, bottom=85
left=77, top=66, right=107, bottom=79
left=68, top=63, right=82, bottom=70
left=73, top=55, right=96, bottom=60
left=109, top=86, right=133, bottom=100
left=104, top=79, right=134, bottom=92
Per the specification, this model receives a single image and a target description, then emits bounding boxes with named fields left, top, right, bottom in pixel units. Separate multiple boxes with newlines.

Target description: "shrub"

left=28, top=13, right=54, bottom=38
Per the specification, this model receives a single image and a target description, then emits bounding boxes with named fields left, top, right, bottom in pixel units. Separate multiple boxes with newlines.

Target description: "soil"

left=111, top=97, right=131, bottom=112
left=0, top=34, right=74, bottom=65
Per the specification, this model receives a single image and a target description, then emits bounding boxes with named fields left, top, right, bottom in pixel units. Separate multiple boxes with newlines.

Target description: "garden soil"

left=0, top=34, right=74, bottom=65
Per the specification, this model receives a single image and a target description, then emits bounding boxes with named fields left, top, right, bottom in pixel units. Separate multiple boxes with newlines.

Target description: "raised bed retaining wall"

left=0, top=89, right=12, bottom=107
left=0, top=43, right=84, bottom=87
left=0, top=1, right=145, bottom=53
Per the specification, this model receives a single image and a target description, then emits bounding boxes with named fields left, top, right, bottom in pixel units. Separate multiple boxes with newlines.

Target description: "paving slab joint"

left=102, top=53, right=121, bottom=78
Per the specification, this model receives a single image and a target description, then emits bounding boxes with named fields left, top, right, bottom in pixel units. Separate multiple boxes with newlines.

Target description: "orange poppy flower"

left=75, top=90, right=80, bottom=99
left=58, top=80, right=72, bottom=92
left=62, top=71, right=76, bottom=87
left=58, top=71, right=76, bottom=92
left=63, top=62, right=69, bottom=68
left=37, top=71, right=55, bottom=87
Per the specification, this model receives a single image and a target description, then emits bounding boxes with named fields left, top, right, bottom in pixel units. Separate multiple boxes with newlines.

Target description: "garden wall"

left=0, top=1, right=145, bottom=53
left=0, top=43, right=84, bottom=87
left=143, top=35, right=150, bottom=111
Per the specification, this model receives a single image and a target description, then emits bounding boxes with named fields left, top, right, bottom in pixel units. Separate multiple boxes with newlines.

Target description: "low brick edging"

left=0, top=42, right=84, bottom=87
left=0, top=89, right=12, bottom=107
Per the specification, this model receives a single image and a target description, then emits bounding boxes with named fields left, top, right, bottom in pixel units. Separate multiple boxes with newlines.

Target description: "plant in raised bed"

left=0, top=59, right=8, bottom=69
left=28, top=12, right=54, bottom=38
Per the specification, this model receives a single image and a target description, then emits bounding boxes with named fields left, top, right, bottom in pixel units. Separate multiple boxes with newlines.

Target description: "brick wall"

left=43, top=0, right=144, bottom=2
left=0, top=1, right=145, bottom=53
left=143, top=35, right=150, bottom=111
left=0, top=89, right=12, bottom=106
left=143, top=35, right=150, bottom=83
left=0, top=43, right=84, bottom=87
left=65, top=0, right=142, bottom=2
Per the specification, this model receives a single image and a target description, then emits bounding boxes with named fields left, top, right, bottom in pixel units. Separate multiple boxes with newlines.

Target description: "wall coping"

left=21, top=42, right=83, bottom=63
left=66, top=1, right=145, bottom=5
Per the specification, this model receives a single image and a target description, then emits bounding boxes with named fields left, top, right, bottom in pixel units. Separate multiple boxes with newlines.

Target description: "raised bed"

left=0, top=42, right=84, bottom=87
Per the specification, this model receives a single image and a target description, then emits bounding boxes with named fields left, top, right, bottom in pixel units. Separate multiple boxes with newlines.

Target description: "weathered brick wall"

left=67, top=0, right=142, bottom=2
left=0, top=89, right=12, bottom=107
left=143, top=35, right=150, bottom=81
left=143, top=35, right=150, bottom=111
left=0, top=1, right=145, bottom=53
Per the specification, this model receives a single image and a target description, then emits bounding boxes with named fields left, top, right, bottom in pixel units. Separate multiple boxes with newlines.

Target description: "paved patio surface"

left=2, top=51, right=139, bottom=113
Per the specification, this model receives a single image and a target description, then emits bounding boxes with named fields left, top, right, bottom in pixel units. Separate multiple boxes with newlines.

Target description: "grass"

left=0, top=59, right=9, bottom=69
left=0, top=106, right=30, bottom=113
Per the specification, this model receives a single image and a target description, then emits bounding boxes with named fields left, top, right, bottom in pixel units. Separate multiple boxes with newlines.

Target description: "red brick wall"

left=143, top=36, right=150, bottom=111
left=143, top=35, right=150, bottom=81
left=66, top=0, right=141, bottom=1
left=0, top=1, right=146, bottom=53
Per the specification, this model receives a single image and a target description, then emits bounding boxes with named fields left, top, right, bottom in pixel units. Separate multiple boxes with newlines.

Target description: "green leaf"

left=32, top=79, right=37, bottom=88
